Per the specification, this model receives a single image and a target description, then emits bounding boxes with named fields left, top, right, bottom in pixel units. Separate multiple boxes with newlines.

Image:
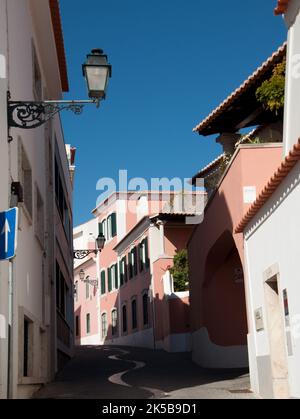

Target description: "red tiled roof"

left=191, top=154, right=225, bottom=184
left=49, top=0, right=69, bottom=92
left=193, top=43, right=287, bottom=134
left=235, top=139, right=300, bottom=233
left=274, top=0, right=290, bottom=15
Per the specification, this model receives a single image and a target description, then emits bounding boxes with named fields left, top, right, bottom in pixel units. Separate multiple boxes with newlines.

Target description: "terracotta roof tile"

left=49, top=0, right=69, bottom=92
left=235, top=138, right=300, bottom=233
left=193, top=43, right=287, bottom=134
left=191, top=154, right=225, bottom=184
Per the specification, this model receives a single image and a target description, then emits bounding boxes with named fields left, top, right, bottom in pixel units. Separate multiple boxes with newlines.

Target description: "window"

left=113, top=264, right=118, bottom=289
left=108, top=265, right=118, bottom=292
left=19, top=142, right=33, bottom=219
left=112, top=309, right=118, bottom=336
left=119, top=256, right=127, bottom=286
left=108, top=267, right=112, bottom=292
left=75, top=281, right=79, bottom=302
left=128, top=252, right=133, bottom=279
left=131, top=299, right=137, bottom=330
left=101, top=313, right=107, bottom=339
left=98, top=220, right=107, bottom=242
left=129, top=248, right=138, bottom=279
left=32, top=43, right=42, bottom=100
left=109, top=213, right=117, bottom=239
left=101, top=271, right=106, bottom=295
left=23, top=318, right=33, bottom=377
left=143, top=293, right=149, bottom=326
left=86, top=314, right=91, bottom=334
left=35, top=185, right=44, bottom=246
left=55, top=154, right=72, bottom=242
left=75, top=315, right=80, bottom=337
left=103, top=213, right=117, bottom=241
left=122, top=305, right=127, bottom=334
left=139, top=238, right=149, bottom=272
left=86, top=282, right=90, bottom=299
left=56, top=262, right=67, bottom=318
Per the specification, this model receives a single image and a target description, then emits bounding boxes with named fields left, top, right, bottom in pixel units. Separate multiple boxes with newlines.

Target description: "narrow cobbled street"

left=34, top=346, right=255, bottom=400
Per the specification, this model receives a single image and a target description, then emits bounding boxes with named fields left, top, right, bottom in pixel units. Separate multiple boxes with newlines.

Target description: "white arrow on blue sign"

left=0, top=208, right=18, bottom=261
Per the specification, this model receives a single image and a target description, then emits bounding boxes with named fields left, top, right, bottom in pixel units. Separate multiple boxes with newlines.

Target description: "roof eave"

left=49, top=0, right=69, bottom=92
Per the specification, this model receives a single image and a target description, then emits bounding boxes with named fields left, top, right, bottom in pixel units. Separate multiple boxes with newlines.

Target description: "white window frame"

left=111, top=308, right=118, bottom=336
left=101, top=312, right=108, bottom=340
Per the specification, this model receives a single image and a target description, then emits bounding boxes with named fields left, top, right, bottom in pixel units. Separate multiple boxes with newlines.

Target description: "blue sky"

left=59, top=0, right=287, bottom=226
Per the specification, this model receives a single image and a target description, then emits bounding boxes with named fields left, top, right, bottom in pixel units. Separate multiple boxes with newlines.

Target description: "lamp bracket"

left=84, top=279, right=98, bottom=288
left=73, top=250, right=98, bottom=260
left=7, top=91, right=99, bottom=131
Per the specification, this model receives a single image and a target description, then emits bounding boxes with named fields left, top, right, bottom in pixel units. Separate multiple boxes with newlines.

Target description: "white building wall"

left=244, top=160, right=300, bottom=399
left=0, top=0, right=10, bottom=399
left=283, top=0, right=300, bottom=155
left=0, top=0, right=73, bottom=399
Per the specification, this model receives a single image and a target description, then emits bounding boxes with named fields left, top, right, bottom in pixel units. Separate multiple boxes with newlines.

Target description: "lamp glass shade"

left=83, top=49, right=111, bottom=99
left=85, top=66, right=109, bottom=98
left=96, top=233, right=106, bottom=251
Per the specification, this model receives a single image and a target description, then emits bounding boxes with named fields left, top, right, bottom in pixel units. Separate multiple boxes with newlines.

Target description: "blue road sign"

left=0, top=208, right=18, bottom=261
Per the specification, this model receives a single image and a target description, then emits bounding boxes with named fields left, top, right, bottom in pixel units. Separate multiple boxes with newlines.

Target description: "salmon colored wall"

left=169, top=296, right=190, bottom=334
left=100, top=229, right=153, bottom=342
left=188, top=145, right=283, bottom=342
left=152, top=258, right=173, bottom=342
left=76, top=193, right=196, bottom=347
left=74, top=258, right=98, bottom=341
left=203, top=246, right=247, bottom=346
left=164, top=225, right=194, bottom=256
left=152, top=258, right=191, bottom=341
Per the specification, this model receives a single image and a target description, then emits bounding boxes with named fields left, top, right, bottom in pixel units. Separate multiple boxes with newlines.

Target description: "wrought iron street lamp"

left=73, top=233, right=106, bottom=260
left=7, top=48, right=112, bottom=141
left=79, top=269, right=98, bottom=288
left=83, top=49, right=112, bottom=101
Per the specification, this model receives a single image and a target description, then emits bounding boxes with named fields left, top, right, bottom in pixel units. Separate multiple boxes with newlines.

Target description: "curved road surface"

left=34, top=346, right=254, bottom=399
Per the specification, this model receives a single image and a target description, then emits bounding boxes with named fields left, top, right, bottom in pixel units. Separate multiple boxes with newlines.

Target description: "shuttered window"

left=108, top=268, right=112, bottom=292
left=101, top=271, right=106, bottom=295
left=114, top=264, right=119, bottom=289
left=139, top=238, right=150, bottom=272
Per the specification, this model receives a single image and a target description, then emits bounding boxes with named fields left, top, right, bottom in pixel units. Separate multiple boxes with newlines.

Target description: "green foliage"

left=170, top=249, right=189, bottom=292
left=256, top=60, right=286, bottom=114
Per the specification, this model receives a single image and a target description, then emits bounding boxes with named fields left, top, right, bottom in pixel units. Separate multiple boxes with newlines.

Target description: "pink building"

left=188, top=44, right=286, bottom=368
left=74, top=192, right=201, bottom=352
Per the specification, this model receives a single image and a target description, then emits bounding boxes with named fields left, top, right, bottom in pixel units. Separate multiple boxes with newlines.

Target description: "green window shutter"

left=139, top=242, right=144, bottom=272
left=134, top=247, right=138, bottom=276
left=124, top=256, right=128, bottom=283
left=98, top=222, right=103, bottom=235
left=129, top=252, right=133, bottom=279
left=119, top=260, right=124, bottom=286
left=111, top=213, right=117, bottom=237
left=145, top=237, right=150, bottom=268
left=101, top=271, right=106, bottom=295
left=108, top=268, right=112, bottom=292
left=114, top=263, right=119, bottom=289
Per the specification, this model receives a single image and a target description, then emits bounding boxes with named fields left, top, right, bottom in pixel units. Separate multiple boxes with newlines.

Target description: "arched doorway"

left=201, top=231, right=248, bottom=368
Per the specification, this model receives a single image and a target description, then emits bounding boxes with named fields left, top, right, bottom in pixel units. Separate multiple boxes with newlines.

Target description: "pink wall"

left=75, top=192, right=195, bottom=349
left=188, top=145, right=283, bottom=344
left=164, top=225, right=194, bottom=256
left=74, top=257, right=98, bottom=343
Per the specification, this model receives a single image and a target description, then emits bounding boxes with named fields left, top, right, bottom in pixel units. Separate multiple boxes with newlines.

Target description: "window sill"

left=19, top=376, right=47, bottom=385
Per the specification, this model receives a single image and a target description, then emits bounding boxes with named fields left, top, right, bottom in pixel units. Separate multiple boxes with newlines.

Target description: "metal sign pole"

left=7, top=259, right=13, bottom=399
